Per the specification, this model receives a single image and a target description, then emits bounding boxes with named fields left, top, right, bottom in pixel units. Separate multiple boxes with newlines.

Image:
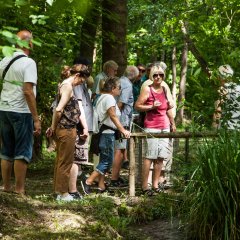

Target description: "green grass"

left=0, top=147, right=182, bottom=239
left=182, top=130, right=240, bottom=240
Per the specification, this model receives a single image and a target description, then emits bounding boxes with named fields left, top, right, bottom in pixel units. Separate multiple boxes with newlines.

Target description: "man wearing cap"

left=213, top=65, right=240, bottom=129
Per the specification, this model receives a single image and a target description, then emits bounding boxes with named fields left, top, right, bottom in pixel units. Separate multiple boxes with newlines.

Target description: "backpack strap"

left=2, top=54, right=27, bottom=80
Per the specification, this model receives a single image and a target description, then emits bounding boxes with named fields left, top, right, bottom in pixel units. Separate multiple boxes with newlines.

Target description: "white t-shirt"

left=96, top=93, right=121, bottom=133
left=222, top=82, right=240, bottom=129
left=0, top=51, right=37, bottom=113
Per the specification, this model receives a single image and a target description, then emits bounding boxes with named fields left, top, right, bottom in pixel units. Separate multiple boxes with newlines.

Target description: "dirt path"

left=131, top=218, right=185, bottom=240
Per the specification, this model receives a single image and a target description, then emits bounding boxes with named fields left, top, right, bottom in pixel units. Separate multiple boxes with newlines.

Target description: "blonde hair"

left=99, top=77, right=108, bottom=93
left=103, top=60, right=118, bottom=73
left=86, top=76, right=94, bottom=90
left=149, top=65, right=165, bottom=81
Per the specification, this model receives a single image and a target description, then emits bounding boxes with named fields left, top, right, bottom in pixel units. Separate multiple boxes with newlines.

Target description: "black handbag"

left=89, top=124, right=116, bottom=155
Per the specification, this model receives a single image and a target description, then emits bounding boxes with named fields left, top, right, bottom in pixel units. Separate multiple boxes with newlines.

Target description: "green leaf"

left=1, top=30, right=14, bottom=39
left=31, top=39, right=42, bottom=47
left=2, top=46, right=15, bottom=57
left=46, top=0, right=54, bottom=6
left=15, top=0, right=28, bottom=6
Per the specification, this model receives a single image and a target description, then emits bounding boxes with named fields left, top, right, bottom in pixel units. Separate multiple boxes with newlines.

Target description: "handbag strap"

left=149, top=86, right=156, bottom=101
left=2, top=54, right=27, bottom=80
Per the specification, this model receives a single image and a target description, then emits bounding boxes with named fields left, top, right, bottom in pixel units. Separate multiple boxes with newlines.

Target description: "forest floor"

left=0, top=151, right=186, bottom=240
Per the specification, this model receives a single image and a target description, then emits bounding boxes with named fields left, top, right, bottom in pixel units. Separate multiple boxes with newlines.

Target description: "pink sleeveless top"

left=144, top=87, right=170, bottom=129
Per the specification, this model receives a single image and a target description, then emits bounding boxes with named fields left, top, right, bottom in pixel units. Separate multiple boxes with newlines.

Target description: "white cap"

left=218, top=65, right=234, bottom=78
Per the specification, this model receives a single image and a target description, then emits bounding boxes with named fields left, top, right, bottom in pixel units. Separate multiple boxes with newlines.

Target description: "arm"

left=23, top=82, right=41, bottom=136
left=162, top=82, right=174, bottom=109
left=46, top=83, right=72, bottom=137
left=167, top=109, right=176, bottom=132
left=78, top=100, right=89, bottom=139
left=107, top=106, right=130, bottom=138
left=134, top=86, right=159, bottom=112
left=212, top=100, right=222, bottom=129
left=117, top=101, right=124, bottom=111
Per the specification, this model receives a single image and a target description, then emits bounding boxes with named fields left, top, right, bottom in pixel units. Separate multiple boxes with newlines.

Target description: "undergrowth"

left=0, top=147, right=183, bottom=239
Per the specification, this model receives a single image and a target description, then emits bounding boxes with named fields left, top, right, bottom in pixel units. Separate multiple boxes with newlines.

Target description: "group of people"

left=2, top=30, right=237, bottom=202
left=0, top=29, right=177, bottom=201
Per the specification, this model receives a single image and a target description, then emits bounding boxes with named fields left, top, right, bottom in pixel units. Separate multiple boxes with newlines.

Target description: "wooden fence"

left=128, top=131, right=218, bottom=196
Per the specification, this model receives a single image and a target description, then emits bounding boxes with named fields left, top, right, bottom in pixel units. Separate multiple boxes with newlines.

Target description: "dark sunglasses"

left=138, top=68, right=146, bottom=73
left=153, top=73, right=164, bottom=78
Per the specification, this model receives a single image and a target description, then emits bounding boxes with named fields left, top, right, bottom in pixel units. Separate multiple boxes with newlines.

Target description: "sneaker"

left=121, top=160, right=129, bottom=170
left=80, top=178, right=91, bottom=195
left=97, top=187, right=108, bottom=194
left=119, top=177, right=128, bottom=184
left=69, top=191, right=83, bottom=200
left=56, top=194, right=74, bottom=202
left=110, top=178, right=128, bottom=187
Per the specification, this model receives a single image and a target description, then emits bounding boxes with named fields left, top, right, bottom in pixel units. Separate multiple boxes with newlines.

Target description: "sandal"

left=153, top=188, right=163, bottom=193
left=142, top=189, right=157, bottom=197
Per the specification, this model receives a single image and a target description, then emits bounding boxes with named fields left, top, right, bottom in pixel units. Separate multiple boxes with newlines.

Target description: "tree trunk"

left=171, top=45, right=177, bottom=112
left=176, top=39, right=188, bottom=124
left=180, top=20, right=211, bottom=78
left=102, top=0, right=127, bottom=76
left=79, top=1, right=101, bottom=62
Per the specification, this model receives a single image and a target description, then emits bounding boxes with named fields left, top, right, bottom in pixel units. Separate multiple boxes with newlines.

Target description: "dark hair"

left=61, top=64, right=90, bottom=80
left=73, top=56, right=91, bottom=66
left=102, top=76, right=120, bottom=93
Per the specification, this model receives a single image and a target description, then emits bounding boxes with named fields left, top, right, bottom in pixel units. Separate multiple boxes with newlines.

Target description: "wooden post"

left=137, top=138, right=143, bottom=183
left=185, top=128, right=189, bottom=162
left=129, top=136, right=135, bottom=197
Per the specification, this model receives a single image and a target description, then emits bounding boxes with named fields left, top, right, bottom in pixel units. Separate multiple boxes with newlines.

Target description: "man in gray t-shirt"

left=0, top=30, right=41, bottom=195
left=111, top=66, right=139, bottom=187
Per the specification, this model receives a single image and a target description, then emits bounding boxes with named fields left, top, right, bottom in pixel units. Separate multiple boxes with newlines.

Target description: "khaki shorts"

left=115, top=139, right=128, bottom=150
left=144, top=128, right=172, bottom=160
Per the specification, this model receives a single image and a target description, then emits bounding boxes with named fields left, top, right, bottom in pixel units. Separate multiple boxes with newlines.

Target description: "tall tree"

left=102, top=0, right=127, bottom=75
left=79, top=0, right=101, bottom=62
left=176, top=39, right=188, bottom=124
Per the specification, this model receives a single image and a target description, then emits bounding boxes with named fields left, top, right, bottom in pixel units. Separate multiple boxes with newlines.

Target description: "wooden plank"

left=130, top=131, right=218, bottom=138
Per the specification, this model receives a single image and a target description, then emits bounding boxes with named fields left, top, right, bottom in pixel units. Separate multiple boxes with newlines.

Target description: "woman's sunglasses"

left=153, top=73, right=164, bottom=78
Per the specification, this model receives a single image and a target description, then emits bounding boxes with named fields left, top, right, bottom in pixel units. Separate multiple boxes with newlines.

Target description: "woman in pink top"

left=135, top=65, right=176, bottom=196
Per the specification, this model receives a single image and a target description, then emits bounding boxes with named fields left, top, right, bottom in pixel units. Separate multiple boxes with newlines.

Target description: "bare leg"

left=69, top=163, right=79, bottom=193
left=98, top=174, right=106, bottom=190
left=142, top=158, right=152, bottom=190
left=111, top=149, right=123, bottom=181
left=152, top=158, right=163, bottom=189
left=123, top=149, right=128, bottom=161
left=14, top=159, right=27, bottom=194
left=1, top=159, right=13, bottom=192
left=87, top=170, right=100, bottom=185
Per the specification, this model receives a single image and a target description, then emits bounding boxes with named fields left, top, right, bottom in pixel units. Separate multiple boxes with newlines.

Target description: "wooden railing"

left=128, top=131, right=218, bottom=196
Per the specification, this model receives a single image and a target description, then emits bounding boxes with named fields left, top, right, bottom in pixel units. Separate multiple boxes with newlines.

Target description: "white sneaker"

left=56, top=194, right=74, bottom=202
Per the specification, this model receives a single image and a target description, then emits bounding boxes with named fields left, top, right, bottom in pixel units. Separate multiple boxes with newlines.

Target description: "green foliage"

left=183, top=130, right=240, bottom=239
left=128, top=0, right=240, bottom=127
left=0, top=0, right=92, bottom=133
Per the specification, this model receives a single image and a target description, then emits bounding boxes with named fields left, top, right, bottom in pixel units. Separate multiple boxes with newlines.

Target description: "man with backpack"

left=0, top=30, right=41, bottom=195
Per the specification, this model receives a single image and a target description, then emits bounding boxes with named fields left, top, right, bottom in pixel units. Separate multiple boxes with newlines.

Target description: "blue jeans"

left=96, top=133, right=115, bottom=175
left=0, top=111, right=33, bottom=163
